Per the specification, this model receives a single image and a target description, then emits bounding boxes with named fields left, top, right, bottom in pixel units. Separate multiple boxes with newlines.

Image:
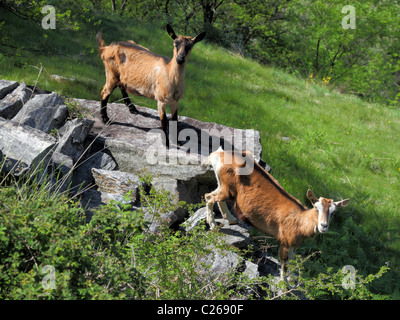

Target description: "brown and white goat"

left=204, top=148, right=349, bottom=278
left=96, top=25, right=205, bottom=147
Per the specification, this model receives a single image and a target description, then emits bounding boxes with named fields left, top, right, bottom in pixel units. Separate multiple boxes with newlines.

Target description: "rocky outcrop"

left=0, top=82, right=31, bottom=119
left=0, top=117, right=56, bottom=177
left=0, top=79, right=281, bottom=299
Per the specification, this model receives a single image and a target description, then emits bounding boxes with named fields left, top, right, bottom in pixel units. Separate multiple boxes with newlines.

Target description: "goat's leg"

left=206, top=200, right=217, bottom=230
left=205, top=187, right=230, bottom=230
left=169, top=101, right=179, bottom=146
left=217, top=201, right=238, bottom=225
left=170, top=101, right=178, bottom=122
left=120, top=86, right=138, bottom=114
left=100, top=70, right=117, bottom=124
left=157, top=101, right=169, bottom=148
left=100, top=87, right=113, bottom=124
left=100, top=96, right=110, bottom=123
left=278, top=244, right=289, bottom=280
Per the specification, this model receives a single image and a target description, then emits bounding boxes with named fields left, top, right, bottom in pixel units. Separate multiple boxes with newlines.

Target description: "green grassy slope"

left=1, top=11, right=399, bottom=297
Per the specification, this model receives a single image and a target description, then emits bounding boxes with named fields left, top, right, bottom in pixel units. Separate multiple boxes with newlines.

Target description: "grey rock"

left=216, top=218, right=252, bottom=249
left=151, top=176, right=210, bottom=222
left=181, top=207, right=209, bottom=232
left=0, top=118, right=56, bottom=177
left=50, top=74, right=75, bottom=82
left=200, top=247, right=241, bottom=276
left=243, top=260, right=260, bottom=279
left=182, top=207, right=252, bottom=248
left=142, top=206, right=178, bottom=233
left=78, top=188, right=103, bottom=220
left=71, top=151, right=117, bottom=191
left=70, top=98, right=265, bottom=221
left=0, top=80, right=19, bottom=100
left=13, top=92, right=68, bottom=133
left=0, top=82, right=32, bottom=119
left=50, top=151, right=74, bottom=193
left=257, top=252, right=280, bottom=277
left=55, top=118, right=94, bottom=162
left=100, top=192, right=128, bottom=205
left=91, top=168, right=142, bottom=201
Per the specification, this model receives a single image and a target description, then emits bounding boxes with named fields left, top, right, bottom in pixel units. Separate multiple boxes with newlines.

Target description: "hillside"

left=1, top=10, right=399, bottom=297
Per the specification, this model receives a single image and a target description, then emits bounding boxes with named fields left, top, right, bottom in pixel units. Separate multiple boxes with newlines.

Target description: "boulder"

left=0, top=80, right=19, bottom=100
left=91, top=168, right=142, bottom=204
left=50, top=151, right=74, bottom=192
left=13, top=92, right=68, bottom=133
left=70, top=151, right=117, bottom=191
left=70, top=98, right=267, bottom=221
left=200, top=247, right=241, bottom=276
left=0, top=118, right=56, bottom=177
left=0, top=82, right=31, bottom=119
left=182, top=207, right=253, bottom=248
left=55, top=118, right=94, bottom=163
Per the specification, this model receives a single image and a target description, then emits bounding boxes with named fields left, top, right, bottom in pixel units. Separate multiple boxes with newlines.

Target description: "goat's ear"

left=335, top=199, right=349, bottom=208
left=193, top=32, right=206, bottom=44
left=166, top=24, right=177, bottom=40
left=307, top=189, right=318, bottom=204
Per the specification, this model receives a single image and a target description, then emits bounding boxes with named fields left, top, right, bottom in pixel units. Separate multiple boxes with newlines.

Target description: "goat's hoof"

left=228, top=220, right=238, bottom=225
left=101, top=115, right=110, bottom=124
left=129, top=105, right=139, bottom=114
left=208, top=223, right=217, bottom=230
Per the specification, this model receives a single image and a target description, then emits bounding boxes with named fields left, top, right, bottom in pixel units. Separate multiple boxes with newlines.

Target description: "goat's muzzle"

left=176, top=55, right=185, bottom=65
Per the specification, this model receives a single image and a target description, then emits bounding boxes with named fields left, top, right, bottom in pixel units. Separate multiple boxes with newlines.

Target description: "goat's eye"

left=174, top=41, right=182, bottom=50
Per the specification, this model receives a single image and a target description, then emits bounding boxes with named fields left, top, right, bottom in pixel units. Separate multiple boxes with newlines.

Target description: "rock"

left=200, top=247, right=241, bottom=276
left=142, top=206, right=178, bottom=233
left=71, top=151, right=117, bottom=191
left=242, top=260, right=260, bottom=279
left=100, top=192, right=130, bottom=206
left=256, top=251, right=280, bottom=277
left=13, top=92, right=68, bottom=133
left=46, top=119, right=95, bottom=194
left=182, top=207, right=252, bottom=248
left=216, top=218, right=252, bottom=248
left=181, top=207, right=209, bottom=232
left=91, top=168, right=142, bottom=204
left=77, top=188, right=103, bottom=220
left=70, top=98, right=266, bottom=221
left=0, top=118, right=56, bottom=177
left=0, top=80, right=19, bottom=100
left=55, top=118, right=94, bottom=162
left=50, top=151, right=74, bottom=193
left=151, top=177, right=211, bottom=221
left=0, top=82, right=32, bottom=119
left=50, top=74, right=75, bottom=82
left=73, top=97, right=263, bottom=173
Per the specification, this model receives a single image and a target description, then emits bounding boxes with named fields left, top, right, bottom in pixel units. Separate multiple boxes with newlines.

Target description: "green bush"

left=0, top=174, right=245, bottom=299
left=0, top=172, right=389, bottom=300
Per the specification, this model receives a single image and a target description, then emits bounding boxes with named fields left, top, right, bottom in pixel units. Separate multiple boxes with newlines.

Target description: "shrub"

left=0, top=172, right=389, bottom=300
left=0, top=174, right=244, bottom=299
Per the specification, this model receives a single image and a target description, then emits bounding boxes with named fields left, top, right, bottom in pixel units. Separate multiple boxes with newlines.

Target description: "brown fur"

left=205, top=149, right=349, bottom=276
left=96, top=25, right=205, bottom=147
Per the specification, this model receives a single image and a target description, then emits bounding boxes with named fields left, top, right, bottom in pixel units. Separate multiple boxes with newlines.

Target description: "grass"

left=1, top=10, right=400, bottom=297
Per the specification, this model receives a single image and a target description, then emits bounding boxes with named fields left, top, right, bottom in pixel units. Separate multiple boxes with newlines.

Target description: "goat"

left=204, top=148, right=349, bottom=278
left=96, top=25, right=206, bottom=147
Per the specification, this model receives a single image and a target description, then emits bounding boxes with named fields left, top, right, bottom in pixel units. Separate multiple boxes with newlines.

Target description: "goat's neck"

left=296, top=208, right=319, bottom=237
left=168, top=59, right=186, bottom=85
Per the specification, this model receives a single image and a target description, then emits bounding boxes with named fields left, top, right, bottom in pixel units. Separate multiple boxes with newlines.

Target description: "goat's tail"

left=96, top=32, right=105, bottom=49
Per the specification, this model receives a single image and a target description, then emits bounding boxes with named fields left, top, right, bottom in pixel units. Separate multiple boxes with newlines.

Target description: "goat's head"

left=307, top=190, right=349, bottom=233
left=167, top=24, right=206, bottom=65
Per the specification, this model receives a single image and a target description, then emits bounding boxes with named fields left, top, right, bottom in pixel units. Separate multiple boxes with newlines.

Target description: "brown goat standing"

left=97, top=25, right=205, bottom=147
left=204, top=147, right=349, bottom=278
